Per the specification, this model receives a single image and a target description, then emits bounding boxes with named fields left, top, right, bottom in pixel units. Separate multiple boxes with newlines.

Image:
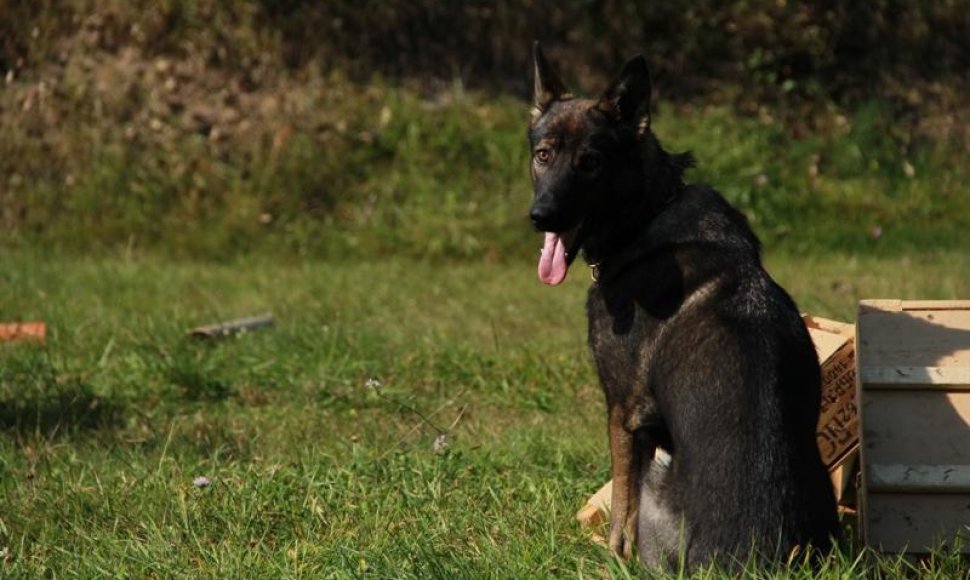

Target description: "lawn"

left=2, top=250, right=969, bottom=577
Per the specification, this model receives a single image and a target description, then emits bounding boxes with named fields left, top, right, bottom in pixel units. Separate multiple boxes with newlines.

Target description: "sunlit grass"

left=2, top=251, right=968, bottom=576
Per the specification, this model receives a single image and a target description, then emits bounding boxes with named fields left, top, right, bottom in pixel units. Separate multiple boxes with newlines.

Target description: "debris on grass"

left=189, top=314, right=274, bottom=340
left=0, top=322, right=46, bottom=344
left=432, top=433, right=448, bottom=454
left=192, top=476, right=211, bottom=488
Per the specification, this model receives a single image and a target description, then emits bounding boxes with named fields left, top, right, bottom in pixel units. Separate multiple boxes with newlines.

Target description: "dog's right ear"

left=532, top=41, right=569, bottom=121
left=597, top=55, right=652, bottom=137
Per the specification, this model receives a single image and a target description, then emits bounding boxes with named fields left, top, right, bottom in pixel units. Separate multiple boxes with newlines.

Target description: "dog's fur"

left=527, top=43, right=839, bottom=571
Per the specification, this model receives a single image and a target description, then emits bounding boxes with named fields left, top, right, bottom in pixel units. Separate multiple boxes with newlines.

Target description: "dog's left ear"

left=597, top=55, right=651, bottom=136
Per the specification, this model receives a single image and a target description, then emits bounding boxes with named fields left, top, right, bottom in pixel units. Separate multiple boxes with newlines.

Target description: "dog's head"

left=529, top=42, right=652, bottom=285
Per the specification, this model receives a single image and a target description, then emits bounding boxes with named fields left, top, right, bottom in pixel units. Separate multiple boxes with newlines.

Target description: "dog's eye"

left=534, top=149, right=551, bottom=165
left=579, top=153, right=602, bottom=172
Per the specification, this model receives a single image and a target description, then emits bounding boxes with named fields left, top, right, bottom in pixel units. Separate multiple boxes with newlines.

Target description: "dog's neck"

left=581, top=135, right=690, bottom=269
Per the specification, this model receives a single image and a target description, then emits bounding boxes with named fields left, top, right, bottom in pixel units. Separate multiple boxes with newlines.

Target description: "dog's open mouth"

left=537, top=226, right=583, bottom=286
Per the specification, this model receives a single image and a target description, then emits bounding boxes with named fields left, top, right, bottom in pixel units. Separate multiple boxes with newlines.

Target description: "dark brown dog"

left=528, top=42, right=839, bottom=571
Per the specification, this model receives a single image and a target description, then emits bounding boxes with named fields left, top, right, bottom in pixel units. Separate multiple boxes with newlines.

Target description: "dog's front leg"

left=608, top=406, right=647, bottom=560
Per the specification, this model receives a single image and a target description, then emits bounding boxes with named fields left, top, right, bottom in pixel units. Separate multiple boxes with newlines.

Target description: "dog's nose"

left=530, top=204, right=554, bottom=229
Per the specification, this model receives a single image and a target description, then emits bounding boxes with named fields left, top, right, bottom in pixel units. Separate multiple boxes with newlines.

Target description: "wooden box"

left=857, top=300, right=970, bottom=553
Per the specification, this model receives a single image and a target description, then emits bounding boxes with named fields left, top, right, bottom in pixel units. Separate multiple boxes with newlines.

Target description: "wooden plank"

left=808, top=326, right=851, bottom=364
left=855, top=303, right=872, bottom=545
left=902, top=300, right=970, bottom=311
left=861, top=390, right=970, bottom=467
left=861, top=366, right=970, bottom=388
left=804, top=315, right=855, bottom=337
left=189, top=314, right=275, bottom=339
left=860, top=299, right=903, bottom=312
left=869, top=464, right=970, bottom=493
left=857, top=307, right=970, bottom=369
left=865, top=493, right=970, bottom=553
left=831, top=451, right=859, bottom=507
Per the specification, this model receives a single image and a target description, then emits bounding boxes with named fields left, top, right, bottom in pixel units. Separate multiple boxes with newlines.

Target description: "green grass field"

left=2, top=250, right=969, bottom=577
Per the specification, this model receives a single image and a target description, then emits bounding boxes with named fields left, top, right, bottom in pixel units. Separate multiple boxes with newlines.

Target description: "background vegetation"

left=1, top=1, right=968, bottom=577
left=1, top=0, right=968, bottom=258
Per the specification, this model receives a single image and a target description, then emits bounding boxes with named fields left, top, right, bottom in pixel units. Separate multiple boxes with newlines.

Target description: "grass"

left=2, top=250, right=970, bottom=577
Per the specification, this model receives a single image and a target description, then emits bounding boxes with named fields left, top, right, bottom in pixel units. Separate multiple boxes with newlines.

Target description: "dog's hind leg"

left=607, top=408, right=656, bottom=559
left=637, top=448, right=683, bottom=570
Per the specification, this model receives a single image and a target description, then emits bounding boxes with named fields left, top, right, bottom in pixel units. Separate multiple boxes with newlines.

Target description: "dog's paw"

left=608, top=524, right=635, bottom=560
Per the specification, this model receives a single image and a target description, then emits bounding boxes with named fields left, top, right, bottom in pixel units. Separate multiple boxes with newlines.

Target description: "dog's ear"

left=532, top=41, right=569, bottom=120
left=597, top=55, right=651, bottom=135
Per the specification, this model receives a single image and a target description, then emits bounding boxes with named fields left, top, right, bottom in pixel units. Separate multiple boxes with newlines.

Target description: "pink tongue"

left=538, top=232, right=569, bottom=285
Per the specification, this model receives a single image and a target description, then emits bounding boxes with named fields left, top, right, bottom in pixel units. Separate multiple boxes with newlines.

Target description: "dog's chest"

left=586, top=284, right=663, bottom=397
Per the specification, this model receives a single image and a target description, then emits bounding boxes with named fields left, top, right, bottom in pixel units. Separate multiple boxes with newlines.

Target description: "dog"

left=527, top=42, right=840, bottom=571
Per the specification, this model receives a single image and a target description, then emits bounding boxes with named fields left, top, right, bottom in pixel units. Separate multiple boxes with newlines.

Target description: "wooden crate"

left=857, top=300, right=970, bottom=553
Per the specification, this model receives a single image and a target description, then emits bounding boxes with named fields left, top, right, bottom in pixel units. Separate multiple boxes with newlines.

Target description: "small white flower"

left=193, top=476, right=211, bottom=488
left=433, top=433, right=449, bottom=454
left=365, top=378, right=382, bottom=390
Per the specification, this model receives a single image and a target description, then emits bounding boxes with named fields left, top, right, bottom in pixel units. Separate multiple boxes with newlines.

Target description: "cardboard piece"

left=576, top=480, right=612, bottom=528
left=805, top=315, right=859, bottom=472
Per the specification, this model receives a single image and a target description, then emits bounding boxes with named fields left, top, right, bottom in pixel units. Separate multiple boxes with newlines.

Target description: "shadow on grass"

left=165, top=364, right=234, bottom=402
left=129, top=339, right=235, bottom=403
left=0, top=354, right=124, bottom=437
